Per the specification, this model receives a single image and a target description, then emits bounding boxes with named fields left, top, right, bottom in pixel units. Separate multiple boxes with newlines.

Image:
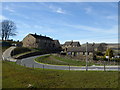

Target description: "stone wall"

left=22, top=34, right=37, bottom=48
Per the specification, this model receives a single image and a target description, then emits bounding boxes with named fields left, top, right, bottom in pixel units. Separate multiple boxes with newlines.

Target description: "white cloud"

left=84, top=7, right=92, bottom=14
left=0, top=15, right=7, bottom=20
left=49, top=5, right=66, bottom=14
left=65, top=24, right=117, bottom=34
left=10, top=13, right=30, bottom=20
left=17, top=22, right=31, bottom=28
left=4, top=6, right=15, bottom=12
left=56, top=8, right=66, bottom=14
left=106, top=15, right=118, bottom=21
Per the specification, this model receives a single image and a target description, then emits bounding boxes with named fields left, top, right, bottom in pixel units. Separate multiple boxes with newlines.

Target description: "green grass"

left=35, top=55, right=96, bottom=66
left=2, top=61, right=119, bottom=88
left=12, top=50, right=38, bottom=59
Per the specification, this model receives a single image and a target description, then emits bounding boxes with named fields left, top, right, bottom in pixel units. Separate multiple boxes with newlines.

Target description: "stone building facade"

left=64, top=42, right=120, bottom=59
left=22, top=33, right=61, bottom=52
left=66, top=47, right=94, bottom=60
left=62, top=41, right=81, bottom=52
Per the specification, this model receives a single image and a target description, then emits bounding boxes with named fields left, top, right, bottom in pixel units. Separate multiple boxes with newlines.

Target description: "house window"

left=88, top=52, right=89, bottom=55
left=74, top=52, right=76, bottom=56
left=65, top=48, right=67, bottom=51
left=68, top=52, right=71, bottom=55
left=83, top=52, right=85, bottom=55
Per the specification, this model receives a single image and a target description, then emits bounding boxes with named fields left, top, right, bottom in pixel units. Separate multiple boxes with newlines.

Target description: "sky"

left=1, top=2, right=118, bottom=44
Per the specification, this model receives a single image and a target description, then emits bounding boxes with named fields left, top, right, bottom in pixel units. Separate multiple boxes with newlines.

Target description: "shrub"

left=95, top=51, right=104, bottom=56
left=111, top=58, right=120, bottom=62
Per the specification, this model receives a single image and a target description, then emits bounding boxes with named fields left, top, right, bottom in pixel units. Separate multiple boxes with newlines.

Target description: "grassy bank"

left=2, top=61, right=119, bottom=88
left=35, top=55, right=97, bottom=66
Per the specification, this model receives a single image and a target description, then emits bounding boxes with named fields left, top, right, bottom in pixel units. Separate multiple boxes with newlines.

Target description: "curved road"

left=3, top=47, right=119, bottom=71
left=16, top=55, right=119, bottom=71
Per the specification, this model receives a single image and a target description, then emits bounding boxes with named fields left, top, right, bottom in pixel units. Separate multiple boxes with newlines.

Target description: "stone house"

left=63, top=42, right=108, bottom=60
left=67, top=47, right=93, bottom=56
left=81, top=43, right=107, bottom=52
left=67, top=47, right=94, bottom=60
left=22, top=33, right=61, bottom=52
left=62, top=41, right=81, bottom=52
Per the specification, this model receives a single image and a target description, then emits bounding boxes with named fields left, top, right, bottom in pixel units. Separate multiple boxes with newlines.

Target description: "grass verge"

left=35, top=55, right=96, bottom=66
left=2, top=61, right=119, bottom=88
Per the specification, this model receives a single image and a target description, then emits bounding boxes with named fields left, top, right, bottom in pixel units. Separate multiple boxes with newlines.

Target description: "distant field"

left=2, top=61, right=119, bottom=88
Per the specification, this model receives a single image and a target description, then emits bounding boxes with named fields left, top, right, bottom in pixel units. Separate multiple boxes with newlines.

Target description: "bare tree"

left=0, top=20, right=17, bottom=40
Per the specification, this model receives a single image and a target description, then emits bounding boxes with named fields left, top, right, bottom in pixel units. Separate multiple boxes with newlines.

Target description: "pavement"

left=2, top=46, right=17, bottom=62
left=3, top=47, right=119, bottom=71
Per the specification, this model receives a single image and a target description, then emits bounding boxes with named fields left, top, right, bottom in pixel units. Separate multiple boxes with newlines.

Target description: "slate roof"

left=81, top=43, right=106, bottom=48
left=94, top=44, right=100, bottom=48
left=30, top=34, right=53, bottom=40
left=67, top=47, right=94, bottom=52
left=72, top=42, right=80, bottom=46
left=64, top=41, right=72, bottom=45
left=54, top=40, right=60, bottom=45
left=64, top=41, right=80, bottom=46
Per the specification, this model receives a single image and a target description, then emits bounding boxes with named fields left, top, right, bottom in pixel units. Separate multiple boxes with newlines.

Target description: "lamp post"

left=86, top=42, right=88, bottom=71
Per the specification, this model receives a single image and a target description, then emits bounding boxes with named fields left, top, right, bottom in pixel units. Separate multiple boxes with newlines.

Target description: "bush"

left=93, top=56, right=107, bottom=61
left=95, top=51, right=104, bottom=56
left=2, top=41, right=11, bottom=47
left=111, top=58, right=120, bottom=62
left=11, top=47, right=31, bottom=56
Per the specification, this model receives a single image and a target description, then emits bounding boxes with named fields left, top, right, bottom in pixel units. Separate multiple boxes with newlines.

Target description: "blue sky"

left=1, top=2, right=118, bottom=44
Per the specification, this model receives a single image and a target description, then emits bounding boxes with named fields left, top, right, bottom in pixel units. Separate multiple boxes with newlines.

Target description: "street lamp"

left=86, top=42, right=88, bottom=71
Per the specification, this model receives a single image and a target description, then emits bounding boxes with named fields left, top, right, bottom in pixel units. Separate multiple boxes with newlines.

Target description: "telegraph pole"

left=108, top=48, right=110, bottom=65
left=86, top=42, right=88, bottom=71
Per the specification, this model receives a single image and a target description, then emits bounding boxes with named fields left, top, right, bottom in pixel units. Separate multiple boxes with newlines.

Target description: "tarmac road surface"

left=16, top=54, right=119, bottom=71
left=3, top=47, right=119, bottom=71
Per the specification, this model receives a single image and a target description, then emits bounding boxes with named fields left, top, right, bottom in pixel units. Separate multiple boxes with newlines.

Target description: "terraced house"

left=22, top=33, right=61, bottom=52
left=62, top=41, right=120, bottom=60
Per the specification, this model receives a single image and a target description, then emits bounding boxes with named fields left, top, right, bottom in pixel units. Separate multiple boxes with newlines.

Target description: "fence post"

left=43, top=65, right=44, bottom=70
left=104, top=61, right=106, bottom=72
left=32, top=64, right=34, bottom=69
left=69, top=64, right=70, bottom=71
